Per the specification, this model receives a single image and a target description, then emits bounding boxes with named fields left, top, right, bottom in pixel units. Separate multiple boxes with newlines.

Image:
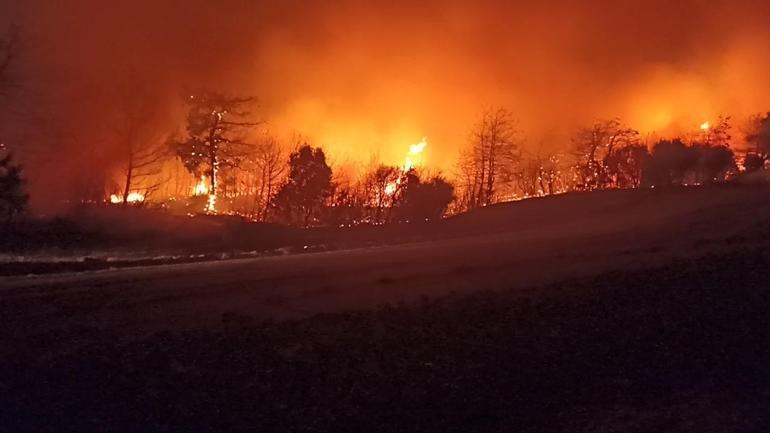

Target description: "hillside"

left=3, top=184, right=770, bottom=276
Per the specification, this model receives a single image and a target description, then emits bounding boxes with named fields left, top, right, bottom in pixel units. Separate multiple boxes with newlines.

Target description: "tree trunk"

left=206, top=116, right=221, bottom=213
left=263, top=177, right=273, bottom=222
left=209, top=152, right=217, bottom=212
left=122, top=125, right=137, bottom=206
left=476, top=143, right=487, bottom=209
left=122, top=162, right=133, bottom=206
left=485, top=142, right=496, bottom=206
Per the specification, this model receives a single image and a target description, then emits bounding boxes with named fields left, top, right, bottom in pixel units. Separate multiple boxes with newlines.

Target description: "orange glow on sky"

left=5, top=0, right=770, bottom=209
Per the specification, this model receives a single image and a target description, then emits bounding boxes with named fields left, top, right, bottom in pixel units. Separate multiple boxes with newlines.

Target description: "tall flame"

left=193, top=175, right=208, bottom=196
left=383, top=137, right=429, bottom=196
left=403, top=137, right=428, bottom=171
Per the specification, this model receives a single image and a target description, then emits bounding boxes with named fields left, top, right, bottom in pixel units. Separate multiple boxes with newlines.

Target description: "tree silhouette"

left=361, top=164, right=402, bottom=224
left=515, top=149, right=564, bottom=197
left=744, top=153, right=766, bottom=173
left=396, top=171, right=454, bottom=222
left=604, top=144, right=650, bottom=188
left=745, top=113, right=770, bottom=171
left=572, top=119, right=640, bottom=190
left=0, top=31, right=26, bottom=220
left=458, top=108, right=521, bottom=210
left=644, top=139, right=698, bottom=187
left=111, top=83, right=168, bottom=205
left=695, top=144, right=735, bottom=184
left=703, top=116, right=731, bottom=145
left=0, top=151, right=28, bottom=221
left=273, top=144, right=333, bottom=227
left=169, top=92, right=258, bottom=213
left=325, top=179, right=365, bottom=227
left=252, top=135, right=285, bottom=221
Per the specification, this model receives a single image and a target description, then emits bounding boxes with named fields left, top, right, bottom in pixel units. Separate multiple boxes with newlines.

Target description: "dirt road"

left=0, top=217, right=756, bottom=338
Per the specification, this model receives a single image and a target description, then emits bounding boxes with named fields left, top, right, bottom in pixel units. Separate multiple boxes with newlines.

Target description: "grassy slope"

left=3, top=184, right=770, bottom=275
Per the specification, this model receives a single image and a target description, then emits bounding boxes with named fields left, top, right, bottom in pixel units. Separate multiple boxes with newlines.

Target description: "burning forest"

left=0, top=0, right=770, bottom=223
left=2, top=2, right=770, bottom=433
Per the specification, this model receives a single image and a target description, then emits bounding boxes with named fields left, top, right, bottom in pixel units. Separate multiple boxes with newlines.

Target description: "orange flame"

left=403, top=137, right=428, bottom=171
left=109, top=192, right=145, bottom=204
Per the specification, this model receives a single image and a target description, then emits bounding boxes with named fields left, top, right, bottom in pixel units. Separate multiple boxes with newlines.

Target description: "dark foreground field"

left=2, top=186, right=770, bottom=432
left=1, top=247, right=769, bottom=432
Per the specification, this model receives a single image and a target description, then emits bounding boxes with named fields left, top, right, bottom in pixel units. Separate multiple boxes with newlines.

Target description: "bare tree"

left=253, top=134, right=285, bottom=220
left=604, top=144, right=649, bottom=188
left=701, top=115, right=731, bottom=147
left=325, top=164, right=365, bottom=226
left=572, top=119, right=640, bottom=190
left=361, top=164, right=402, bottom=224
left=111, top=87, right=169, bottom=205
left=515, top=147, right=565, bottom=198
left=458, top=108, right=522, bottom=210
left=514, top=157, right=541, bottom=198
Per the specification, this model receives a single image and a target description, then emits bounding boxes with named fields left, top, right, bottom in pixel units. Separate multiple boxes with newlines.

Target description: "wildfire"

left=193, top=175, right=209, bottom=196
left=384, top=182, right=398, bottom=196
left=191, top=174, right=217, bottom=213
left=381, top=137, right=429, bottom=196
left=403, top=137, right=428, bottom=171
left=700, top=121, right=711, bottom=131
left=109, top=192, right=145, bottom=204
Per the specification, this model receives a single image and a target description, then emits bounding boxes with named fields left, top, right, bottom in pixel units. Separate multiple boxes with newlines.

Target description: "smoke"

left=3, top=0, right=770, bottom=211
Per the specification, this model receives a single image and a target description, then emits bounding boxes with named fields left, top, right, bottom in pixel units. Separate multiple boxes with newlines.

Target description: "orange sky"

left=2, top=0, right=770, bottom=208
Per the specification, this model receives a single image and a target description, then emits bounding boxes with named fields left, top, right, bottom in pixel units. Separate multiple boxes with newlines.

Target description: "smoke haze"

left=2, top=0, right=770, bottom=210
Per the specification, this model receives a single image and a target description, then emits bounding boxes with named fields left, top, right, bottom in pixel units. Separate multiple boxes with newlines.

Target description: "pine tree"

left=273, top=145, right=333, bottom=226
left=169, top=92, right=258, bottom=213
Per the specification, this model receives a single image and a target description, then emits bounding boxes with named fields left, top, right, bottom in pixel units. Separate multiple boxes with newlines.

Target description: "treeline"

left=454, top=110, right=770, bottom=213
left=162, top=97, right=769, bottom=227
left=2, top=19, right=770, bottom=226
left=270, top=146, right=454, bottom=227
left=161, top=93, right=455, bottom=227
left=3, top=88, right=770, bottom=227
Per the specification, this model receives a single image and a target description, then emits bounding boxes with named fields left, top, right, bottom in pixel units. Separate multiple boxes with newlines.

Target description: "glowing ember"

left=206, top=164, right=219, bottom=214
left=109, top=192, right=145, bottom=204
left=207, top=193, right=216, bottom=213
left=700, top=121, right=710, bottom=131
left=403, top=137, right=428, bottom=171
left=384, top=182, right=398, bottom=195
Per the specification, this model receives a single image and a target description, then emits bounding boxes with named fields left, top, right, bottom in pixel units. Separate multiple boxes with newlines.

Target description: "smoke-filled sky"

left=2, top=0, right=770, bottom=208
